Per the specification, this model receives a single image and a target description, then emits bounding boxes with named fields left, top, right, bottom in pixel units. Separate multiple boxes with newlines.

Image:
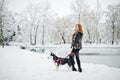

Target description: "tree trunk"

left=30, top=31, right=35, bottom=45
left=30, top=25, right=39, bottom=46
left=30, top=31, right=32, bottom=45
left=34, top=25, right=39, bottom=45
left=78, top=13, right=80, bottom=23
left=61, top=33, right=66, bottom=44
left=116, top=30, right=120, bottom=45
left=112, top=22, right=115, bottom=45
left=41, top=24, right=45, bottom=53
left=87, top=28, right=91, bottom=44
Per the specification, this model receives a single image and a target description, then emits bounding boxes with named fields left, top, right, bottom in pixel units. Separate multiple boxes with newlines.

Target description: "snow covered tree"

left=52, top=16, right=73, bottom=44
left=71, top=0, right=86, bottom=23
left=15, top=25, right=22, bottom=42
left=105, top=3, right=120, bottom=45
left=0, top=15, right=4, bottom=47
left=0, top=0, right=7, bottom=47
left=94, top=0, right=102, bottom=44
left=15, top=0, right=51, bottom=46
left=41, top=0, right=51, bottom=45
left=0, top=0, right=16, bottom=47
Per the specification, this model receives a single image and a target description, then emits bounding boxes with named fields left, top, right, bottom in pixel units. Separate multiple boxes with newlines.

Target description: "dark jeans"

left=70, top=48, right=82, bottom=72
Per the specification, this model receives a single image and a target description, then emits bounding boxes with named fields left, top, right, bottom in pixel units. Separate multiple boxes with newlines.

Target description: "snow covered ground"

left=0, top=46, right=120, bottom=80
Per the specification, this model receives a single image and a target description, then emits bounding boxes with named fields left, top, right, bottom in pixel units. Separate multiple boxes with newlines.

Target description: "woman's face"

left=75, top=25, right=79, bottom=31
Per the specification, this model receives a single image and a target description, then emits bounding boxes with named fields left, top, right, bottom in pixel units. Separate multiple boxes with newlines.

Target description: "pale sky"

left=50, top=0, right=71, bottom=17
left=8, top=0, right=120, bottom=17
left=8, top=0, right=72, bottom=17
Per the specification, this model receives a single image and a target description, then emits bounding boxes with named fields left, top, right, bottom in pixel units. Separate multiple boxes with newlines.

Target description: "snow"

left=0, top=46, right=120, bottom=80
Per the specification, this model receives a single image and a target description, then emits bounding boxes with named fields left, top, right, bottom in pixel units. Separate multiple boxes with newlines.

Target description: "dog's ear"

left=51, top=52, right=54, bottom=55
left=48, top=52, right=53, bottom=58
left=50, top=52, right=53, bottom=56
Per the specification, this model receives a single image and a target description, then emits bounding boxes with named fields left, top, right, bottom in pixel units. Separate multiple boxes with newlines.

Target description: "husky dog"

left=49, top=52, right=71, bottom=70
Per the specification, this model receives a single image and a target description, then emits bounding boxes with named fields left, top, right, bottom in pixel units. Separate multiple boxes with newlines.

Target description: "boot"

left=69, top=56, right=77, bottom=71
left=76, top=56, right=82, bottom=72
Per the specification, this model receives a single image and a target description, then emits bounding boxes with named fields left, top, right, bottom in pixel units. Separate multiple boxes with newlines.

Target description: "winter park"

left=0, top=0, right=120, bottom=80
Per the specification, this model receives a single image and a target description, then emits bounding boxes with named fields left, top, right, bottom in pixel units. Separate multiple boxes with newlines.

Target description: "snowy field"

left=0, top=46, right=120, bottom=80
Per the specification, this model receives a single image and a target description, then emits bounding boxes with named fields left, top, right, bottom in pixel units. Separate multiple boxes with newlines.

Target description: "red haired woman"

left=70, top=23, right=83, bottom=72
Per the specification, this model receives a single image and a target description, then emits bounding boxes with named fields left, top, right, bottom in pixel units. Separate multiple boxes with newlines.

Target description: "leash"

left=65, top=53, right=71, bottom=58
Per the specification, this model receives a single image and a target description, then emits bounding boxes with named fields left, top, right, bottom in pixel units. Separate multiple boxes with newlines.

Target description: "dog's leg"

left=66, top=64, right=70, bottom=70
left=54, top=62, right=58, bottom=70
left=56, top=63, right=59, bottom=71
left=66, top=63, right=71, bottom=70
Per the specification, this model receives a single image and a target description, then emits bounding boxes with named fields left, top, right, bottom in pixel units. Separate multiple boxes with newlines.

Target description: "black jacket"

left=71, top=31, right=83, bottom=49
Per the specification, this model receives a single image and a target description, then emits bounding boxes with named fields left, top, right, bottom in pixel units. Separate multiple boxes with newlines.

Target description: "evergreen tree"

left=0, top=16, right=4, bottom=48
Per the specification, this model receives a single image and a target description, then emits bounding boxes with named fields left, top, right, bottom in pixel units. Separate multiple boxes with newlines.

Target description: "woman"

left=70, top=23, right=83, bottom=72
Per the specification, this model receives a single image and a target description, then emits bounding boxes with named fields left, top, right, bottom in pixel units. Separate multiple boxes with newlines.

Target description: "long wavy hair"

left=75, top=23, right=83, bottom=34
